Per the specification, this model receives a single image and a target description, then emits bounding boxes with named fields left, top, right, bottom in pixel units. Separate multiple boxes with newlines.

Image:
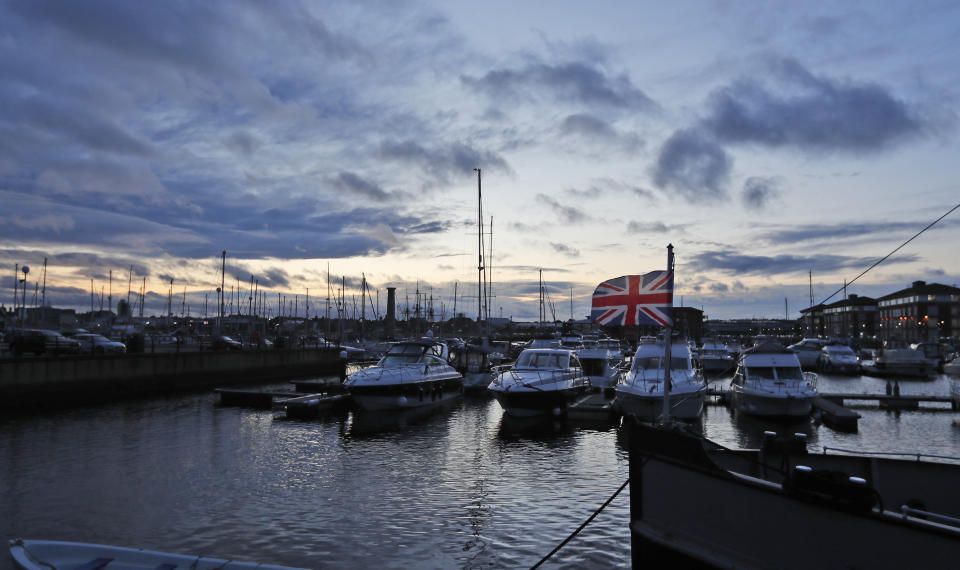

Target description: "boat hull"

left=9, top=538, right=303, bottom=570
left=729, top=387, right=813, bottom=418
left=490, top=386, right=588, bottom=417
left=348, top=377, right=463, bottom=411
left=626, top=422, right=960, bottom=569
left=866, top=361, right=935, bottom=378
left=614, top=388, right=705, bottom=420
left=462, top=371, right=494, bottom=392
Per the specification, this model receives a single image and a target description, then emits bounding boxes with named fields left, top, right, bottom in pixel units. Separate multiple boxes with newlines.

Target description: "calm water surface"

left=3, top=371, right=960, bottom=569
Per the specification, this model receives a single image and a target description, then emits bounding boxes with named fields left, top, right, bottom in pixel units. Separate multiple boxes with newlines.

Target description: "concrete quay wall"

left=0, top=348, right=342, bottom=409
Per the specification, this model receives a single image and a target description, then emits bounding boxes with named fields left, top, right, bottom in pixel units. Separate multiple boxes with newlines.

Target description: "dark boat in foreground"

left=627, top=419, right=960, bottom=569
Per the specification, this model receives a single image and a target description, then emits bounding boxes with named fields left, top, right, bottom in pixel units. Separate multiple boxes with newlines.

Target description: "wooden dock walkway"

left=706, top=388, right=956, bottom=410
left=704, top=387, right=958, bottom=433
left=216, top=377, right=352, bottom=417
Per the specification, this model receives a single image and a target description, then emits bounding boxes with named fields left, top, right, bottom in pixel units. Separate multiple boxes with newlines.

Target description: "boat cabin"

left=379, top=341, right=449, bottom=368
left=514, top=349, right=580, bottom=371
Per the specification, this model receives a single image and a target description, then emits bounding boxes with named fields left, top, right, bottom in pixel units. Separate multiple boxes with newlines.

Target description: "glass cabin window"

left=633, top=357, right=690, bottom=370
left=775, top=367, right=802, bottom=380
left=746, top=366, right=774, bottom=380
left=517, top=352, right=568, bottom=369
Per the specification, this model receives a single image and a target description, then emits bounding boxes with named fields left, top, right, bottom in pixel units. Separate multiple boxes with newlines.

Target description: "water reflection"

left=3, top=371, right=959, bottom=569
left=344, top=398, right=461, bottom=437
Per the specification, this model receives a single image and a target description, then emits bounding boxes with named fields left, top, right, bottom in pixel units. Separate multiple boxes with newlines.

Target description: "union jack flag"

left=590, top=271, right=673, bottom=327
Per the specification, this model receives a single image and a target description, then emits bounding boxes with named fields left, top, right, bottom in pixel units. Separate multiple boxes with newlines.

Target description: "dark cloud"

left=558, top=114, right=641, bottom=152
left=689, top=249, right=919, bottom=276
left=332, top=172, right=391, bottom=200
left=560, top=114, right=616, bottom=138
left=550, top=243, right=580, bottom=257
left=536, top=194, right=591, bottom=224
left=741, top=176, right=781, bottom=210
left=461, top=61, right=656, bottom=110
left=701, top=58, right=928, bottom=152
left=0, top=190, right=457, bottom=261
left=508, top=222, right=539, bottom=233
left=762, top=219, right=960, bottom=245
left=651, top=129, right=731, bottom=201
left=379, top=139, right=512, bottom=186
left=225, top=131, right=259, bottom=157
left=626, top=221, right=680, bottom=234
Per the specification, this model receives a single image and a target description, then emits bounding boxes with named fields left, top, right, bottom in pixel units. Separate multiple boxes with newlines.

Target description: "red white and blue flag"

left=590, top=271, right=673, bottom=327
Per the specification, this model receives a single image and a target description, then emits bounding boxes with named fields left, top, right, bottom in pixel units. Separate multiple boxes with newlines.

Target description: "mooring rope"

left=817, top=200, right=960, bottom=306
left=529, top=477, right=630, bottom=569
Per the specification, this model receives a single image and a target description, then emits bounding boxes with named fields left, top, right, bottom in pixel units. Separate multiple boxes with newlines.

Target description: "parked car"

left=73, top=333, right=127, bottom=355
left=38, top=330, right=81, bottom=355
left=817, top=344, right=860, bottom=375
left=787, top=338, right=829, bottom=369
left=211, top=335, right=243, bottom=351
left=7, top=329, right=48, bottom=356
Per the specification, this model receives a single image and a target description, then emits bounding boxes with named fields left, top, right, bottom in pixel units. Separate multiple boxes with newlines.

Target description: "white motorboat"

left=729, top=339, right=818, bottom=418
left=787, top=338, right=829, bottom=370
left=488, top=348, right=590, bottom=417
left=9, top=538, right=303, bottom=570
left=450, top=345, right=498, bottom=392
left=817, top=344, right=861, bottom=375
left=577, top=343, right=624, bottom=390
left=344, top=339, right=463, bottom=411
left=867, top=339, right=936, bottom=377
left=614, top=339, right=705, bottom=421
left=698, top=338, right=735, bottom=375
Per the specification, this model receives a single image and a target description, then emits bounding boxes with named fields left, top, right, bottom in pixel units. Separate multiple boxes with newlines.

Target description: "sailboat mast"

left=474, top=168, right=484, bottom=325
left=41, top=258, right=47, bottom=308
left=539, top=269, right=544, bottom=323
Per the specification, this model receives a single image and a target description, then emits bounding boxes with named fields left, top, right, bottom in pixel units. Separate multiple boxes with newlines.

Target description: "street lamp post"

left=20, top=265, right=29, bottom=328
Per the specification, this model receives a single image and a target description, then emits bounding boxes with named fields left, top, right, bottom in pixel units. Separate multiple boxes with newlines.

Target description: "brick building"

left=877, top=281, right=960, bottom=342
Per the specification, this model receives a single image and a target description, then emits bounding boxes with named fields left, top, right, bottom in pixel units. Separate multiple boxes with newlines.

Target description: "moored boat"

left=787, top=338, right=828, bottom=370
left=9, top=538, right=303, bottom=570
left=614, top=339, right=705, bottom=421
left=866, top=339, right=936, bottom=378
left=344, top=339, right=463, bottom=411
left=488, top=348, right=590, bottom=417
left=626, top=420, right=960, bottom=569
left=697, top=338, right=735, bottom=375
left=450, top=345, right=498, bottom=392
left=577, top=343, right=624, bottom=390
left=729, top=339, right=818, bottom=418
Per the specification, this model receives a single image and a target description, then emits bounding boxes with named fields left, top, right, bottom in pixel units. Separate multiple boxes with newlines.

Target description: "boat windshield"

left=516, top=352, right=568, bottom=369
left=379, top=354, right=422, bottom=367
left=632, top=357, right=690, bottom=370
left=746, top=366, right=774, bottom=380
left=380, top=344, right=425, bottom=367
left=775, top=366, right=803, bottom=380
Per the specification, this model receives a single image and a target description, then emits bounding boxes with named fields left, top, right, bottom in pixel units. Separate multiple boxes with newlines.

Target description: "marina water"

left=3, top=372, right=960, bottom=569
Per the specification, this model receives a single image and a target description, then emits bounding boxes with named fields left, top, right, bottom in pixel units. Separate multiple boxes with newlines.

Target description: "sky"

left=1, top=0, right=959, bottom=322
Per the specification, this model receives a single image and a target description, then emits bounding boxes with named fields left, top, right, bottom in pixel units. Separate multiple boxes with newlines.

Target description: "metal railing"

left=822, top=446, right=960, bottom=463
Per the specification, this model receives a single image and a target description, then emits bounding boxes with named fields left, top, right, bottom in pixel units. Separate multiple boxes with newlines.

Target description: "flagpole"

left=660, top=244, right=675, bottom=425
